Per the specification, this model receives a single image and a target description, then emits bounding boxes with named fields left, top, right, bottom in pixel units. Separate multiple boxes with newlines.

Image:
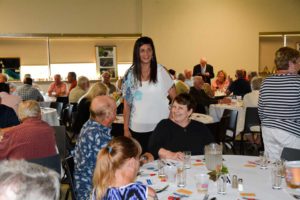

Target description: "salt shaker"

left=232, top=175, right=238, bottom=188
left=238, top=178, right=243, bottom=191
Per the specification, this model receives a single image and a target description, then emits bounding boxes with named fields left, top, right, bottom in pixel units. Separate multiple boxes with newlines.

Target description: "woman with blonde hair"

left=211, top=70, right=230, bottom=95
left=92, top=136, right=157, bottom=200
left=73, top=82, right=108, bottom=135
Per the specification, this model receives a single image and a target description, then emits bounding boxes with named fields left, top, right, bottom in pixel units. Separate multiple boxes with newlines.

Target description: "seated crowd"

left=0, top=45, right=299, bottom=200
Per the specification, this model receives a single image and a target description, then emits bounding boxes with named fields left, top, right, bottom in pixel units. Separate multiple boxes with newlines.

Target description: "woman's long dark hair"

left=132, top=36, right=158, bottom=84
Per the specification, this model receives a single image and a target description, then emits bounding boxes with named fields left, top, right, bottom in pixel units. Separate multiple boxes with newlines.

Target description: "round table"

left=138, top=155, right=294, bottom=200
left=41, top=107, right=60, bottom=126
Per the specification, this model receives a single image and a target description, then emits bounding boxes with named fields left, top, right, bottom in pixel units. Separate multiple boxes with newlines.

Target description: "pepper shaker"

left=232, top=175, right=238, bottom=188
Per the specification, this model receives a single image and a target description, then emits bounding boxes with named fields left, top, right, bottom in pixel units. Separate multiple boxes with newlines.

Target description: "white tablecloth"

left=209, top=103, right=245, bottom=136
left=190, top=113, right=214, bottom=124
left=41, top=108, right=60, bottom=126
left=138, top=155, right=293, bottom=200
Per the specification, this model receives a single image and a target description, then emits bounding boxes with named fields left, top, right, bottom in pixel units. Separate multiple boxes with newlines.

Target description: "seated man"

left=189, top=76, right=230, bottom=114
left=16, top=77, right=44, bottom=101
left=67, top=71, right=77, bottom=95
left=0, top=100, right=57, bottom=160
left=69, top=76, right=89, bottom=103
left=101, top=71, right=116, bottom=94
left=0, top=160, right=60, bottom=200
left=148, top=93, right=214, bottom=160
left=73, top=96, right=117, bottom=200
left=0, top=96, right=19, bottom=128
left=48, top=74, right=67, bottom=97
left=226, top=69, right=251, bottom=97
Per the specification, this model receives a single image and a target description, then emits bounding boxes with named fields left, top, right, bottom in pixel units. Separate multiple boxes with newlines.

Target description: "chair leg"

left=240, top=132, right=244, bottom=155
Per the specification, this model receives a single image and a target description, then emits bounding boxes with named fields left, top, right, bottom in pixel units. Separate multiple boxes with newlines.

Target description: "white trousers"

left=262, top=126, right=300, bottom=160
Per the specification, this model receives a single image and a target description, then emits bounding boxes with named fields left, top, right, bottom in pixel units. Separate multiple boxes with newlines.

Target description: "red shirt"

left=0, top=117, right=57, bottom=160
left=68, top=80, right=77, bottom=95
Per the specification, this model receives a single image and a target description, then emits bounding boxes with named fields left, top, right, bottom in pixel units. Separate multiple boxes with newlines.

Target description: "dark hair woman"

left=122, top=36, right=176, bottom=153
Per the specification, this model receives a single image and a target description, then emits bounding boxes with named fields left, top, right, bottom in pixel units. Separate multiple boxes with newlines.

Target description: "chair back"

left=52, top=125, right=67, bottom=159
left=281, top=147, right=300, bottom=161
left=63, top=156, right=77, bottom=200
left=218, top=109, right=238, bottom=154
left=205, top=122, right=221, bottom=143
left=28, top=154, right=61, bottom=175
left=244, top=107, right=261, bottom=133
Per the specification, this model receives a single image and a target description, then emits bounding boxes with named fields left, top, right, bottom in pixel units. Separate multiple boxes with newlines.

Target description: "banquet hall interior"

left=0, top=0, right=300, bottom=200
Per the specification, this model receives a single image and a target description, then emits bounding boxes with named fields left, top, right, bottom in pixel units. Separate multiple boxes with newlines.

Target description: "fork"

left=203, top=194, right=209, bottom=200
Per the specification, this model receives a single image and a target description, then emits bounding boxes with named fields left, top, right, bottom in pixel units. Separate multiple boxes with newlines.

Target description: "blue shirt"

left=73, top=119, right=112, bottom=200
left=0, top=104, right=19, bottom=128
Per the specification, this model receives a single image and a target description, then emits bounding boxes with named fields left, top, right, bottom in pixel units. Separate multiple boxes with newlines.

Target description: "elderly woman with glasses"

left=148, top=93, right=214, bottom=160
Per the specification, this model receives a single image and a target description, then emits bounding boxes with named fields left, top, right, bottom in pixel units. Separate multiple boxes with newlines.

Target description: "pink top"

left=0, top=117, right=57, bottom=160
left=211, top=79, right=230, bottom=93
left=48, top=82, right=67, bottom=97
left=0, top=92, right=22, bottom=113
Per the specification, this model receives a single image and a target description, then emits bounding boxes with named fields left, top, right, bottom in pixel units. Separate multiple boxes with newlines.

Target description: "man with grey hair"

left=73, top=95, right=117, bottom=200
left=0, top=100, right=57, bottom=160
left=192, top=57, right=215, bottom=84
left=69, top=76, right=90, bottom=103
left=0, top=160, right=60, bottom=200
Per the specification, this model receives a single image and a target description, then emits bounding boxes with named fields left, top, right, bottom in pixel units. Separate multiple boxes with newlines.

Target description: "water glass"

left=259, top=151, right=268, bottom=169
left=271, top=163, right=282, bottom=190
left=184, top=151, right=192, bottom=169
left=157, top=159, right=165, bottom=178
left=217, top=174, right=227, bottom=194
left=195, top=174, right=209, bottom=194
left=176, top=165, right=186, bottom=187
left=275, top=159, right=285, bottom=178
left=164, top=165, right=177, bottom=183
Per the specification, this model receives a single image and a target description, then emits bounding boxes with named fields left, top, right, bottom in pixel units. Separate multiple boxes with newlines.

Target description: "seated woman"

left=211, top=70, right=230, bottom=95
left=92, top=136, right=157, bottom=200
left=148, top=93, right=214, bottom=160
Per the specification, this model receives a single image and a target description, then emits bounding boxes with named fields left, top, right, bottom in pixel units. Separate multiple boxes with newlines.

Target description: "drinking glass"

left=217, top=174, right=227, bottom=194
left=271, top=163, right=282, bottom=189
left=164, top=165, right=177, bottom=183
left=184, top=151, right=192, bottom=169
left=195, top=174, right=209, bottom=194
left=259, top=151, right=268, bottom=169
left=176, top=165, right=186, bottom=187
left=157, top=159, right=165, bottom=178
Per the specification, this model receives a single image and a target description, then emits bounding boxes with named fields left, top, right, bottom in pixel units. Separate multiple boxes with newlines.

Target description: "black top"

left=0, top=104, right=20, bottom=128
left=192, top=64, right=214, bottom=84
left=72, top=98, right=91, bottom=134
left=189, top=87, right=218, bottom=114
left=148, top=119, right=214, bottom=159
left=227, top=78, right=251, bottom=97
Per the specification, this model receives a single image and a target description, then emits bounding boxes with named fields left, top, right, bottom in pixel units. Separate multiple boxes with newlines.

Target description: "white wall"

left=142, top=0, right=300, bottom=77
left=0, top=0, right=142, bottom=34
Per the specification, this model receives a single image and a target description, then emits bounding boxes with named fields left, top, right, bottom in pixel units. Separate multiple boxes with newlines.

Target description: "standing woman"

left=258, top=47, right=300, bottom=160
left=122, top=36, right=175, bottom=153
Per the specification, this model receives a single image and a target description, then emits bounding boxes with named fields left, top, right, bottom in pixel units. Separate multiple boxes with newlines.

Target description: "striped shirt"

left=258, top=74, right=300, bottom=137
